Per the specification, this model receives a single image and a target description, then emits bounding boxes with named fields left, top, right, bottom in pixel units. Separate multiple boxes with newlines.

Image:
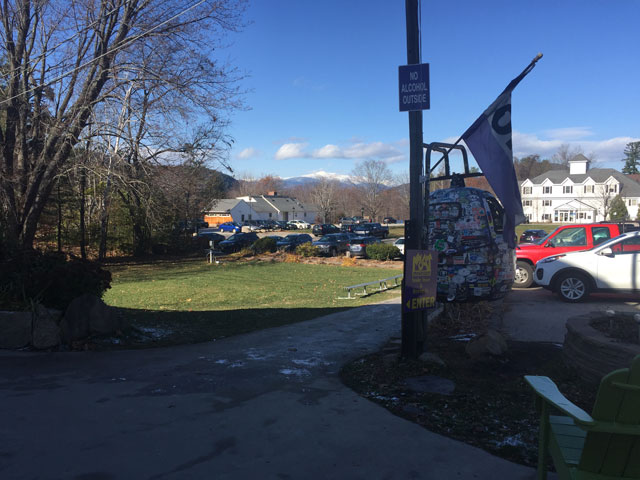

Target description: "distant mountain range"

left=281, top=171, right=356, bottom=188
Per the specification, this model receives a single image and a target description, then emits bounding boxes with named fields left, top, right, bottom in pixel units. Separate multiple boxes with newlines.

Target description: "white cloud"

left=512, top=131, right=639, bottom=165
left=313, top=144, right=341, bottom=158
left=543, top=127, right=593, bottom=141
left=274, top=142, right=309, bottom=160
left=236, top=147, right=260, bottom=160
left=274, top=140, right=406, bottom=164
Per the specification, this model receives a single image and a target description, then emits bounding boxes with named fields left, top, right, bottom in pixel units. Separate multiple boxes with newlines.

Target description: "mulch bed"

left=340, top=303, right=598, bottom=468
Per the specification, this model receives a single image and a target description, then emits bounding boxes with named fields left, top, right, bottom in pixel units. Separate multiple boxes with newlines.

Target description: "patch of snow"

left=292, top=358, right=331, bottom=367
left=228, top=361, right=245, bottom=368
left=449, top=333, right=476, bottom=342
left=495, top=433, right=526, bottom=448
left=215, top=359, right=228, bottom=364
left=137, top=326, right=173, bottom=339
left=279, top=368, right=311, bottom=377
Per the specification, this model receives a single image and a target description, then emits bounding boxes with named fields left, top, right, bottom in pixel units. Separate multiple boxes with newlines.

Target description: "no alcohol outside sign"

left=398, top=63, right=430, bottom=112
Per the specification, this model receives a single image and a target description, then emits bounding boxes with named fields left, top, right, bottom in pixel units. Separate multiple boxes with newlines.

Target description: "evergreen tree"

left=622, top=142, right=640, bottom=174
left=609, top=195, right=629, bottom=221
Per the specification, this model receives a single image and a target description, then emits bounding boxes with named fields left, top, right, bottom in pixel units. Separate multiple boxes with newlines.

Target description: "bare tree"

left=351, top=159, right=393, bottom=222
left=0, top=0, right=245, bottom=252
left=311, top=178, right=338, bottom=223
left=552, top=144, right=583, bottom=165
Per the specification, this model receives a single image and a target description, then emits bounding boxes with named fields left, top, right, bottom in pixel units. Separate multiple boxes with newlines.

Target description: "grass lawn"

left=102, top=258, right=402, bottom=348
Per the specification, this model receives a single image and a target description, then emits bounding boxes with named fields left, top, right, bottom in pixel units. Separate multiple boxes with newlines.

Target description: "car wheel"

left=330, top=247, right=337, bottom=257
left=514, top=261, right=534, bottom=288
left=557, top=272, right=590, bottom=303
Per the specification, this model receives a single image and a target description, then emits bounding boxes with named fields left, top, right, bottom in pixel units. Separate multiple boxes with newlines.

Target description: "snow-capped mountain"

left=282, top=170, right=356, bottom=188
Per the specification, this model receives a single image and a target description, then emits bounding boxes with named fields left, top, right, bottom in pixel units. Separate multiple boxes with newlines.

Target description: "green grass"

left=102, top=258, right=401, bottom=348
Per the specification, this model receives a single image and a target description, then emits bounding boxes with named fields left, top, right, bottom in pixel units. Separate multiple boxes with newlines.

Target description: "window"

left=269, top=212, right=272, bottom=218
left=522, top=186, right=532, bottom=195
left=592, top=227, right=611, bottom=246
left=523, top=200, right=532, bottom=206
left=611, top=235, right=640, bottom=254
left=563, top=186, right=573, bottom=194
left=629, top=199, right=638, bottom=206
left=551, top=227, right=587, bottom=247
left=543, top=186, right=552, bottom=194
left=584, top=185, right=594, bottom=194
left=543, top=200, right=552, bottom=207
left=542, top=214, right=551, bottom=221
left=606, top=184, right=618, bottom=194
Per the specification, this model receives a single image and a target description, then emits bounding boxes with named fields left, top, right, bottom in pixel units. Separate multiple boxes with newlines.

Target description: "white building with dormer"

left=519, top=155, right=640, bottom=223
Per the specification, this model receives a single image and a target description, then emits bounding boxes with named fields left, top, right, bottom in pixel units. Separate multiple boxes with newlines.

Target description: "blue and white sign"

left=399, top=63, right=430, bottom=112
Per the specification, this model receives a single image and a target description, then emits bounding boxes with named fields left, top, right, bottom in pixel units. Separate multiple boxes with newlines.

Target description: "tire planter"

left=563, top=312, right=640, bottom=386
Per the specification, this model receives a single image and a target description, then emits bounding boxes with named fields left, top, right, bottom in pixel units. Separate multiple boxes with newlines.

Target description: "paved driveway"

left=0, top=299, right=538, bottom=480
left=503, top=286, right=640, bottom=343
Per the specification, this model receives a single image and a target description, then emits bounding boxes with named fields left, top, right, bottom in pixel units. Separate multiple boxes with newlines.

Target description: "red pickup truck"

left=515, top=223, right=638, bottom=288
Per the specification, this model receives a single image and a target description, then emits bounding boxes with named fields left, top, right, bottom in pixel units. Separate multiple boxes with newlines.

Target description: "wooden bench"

left=525, top=355, right=640, bottom=480
left=339, top=274, right=402, bottom=299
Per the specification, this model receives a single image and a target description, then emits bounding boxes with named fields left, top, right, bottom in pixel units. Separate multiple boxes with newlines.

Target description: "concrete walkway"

left=0, top=298, right=537, bottom=480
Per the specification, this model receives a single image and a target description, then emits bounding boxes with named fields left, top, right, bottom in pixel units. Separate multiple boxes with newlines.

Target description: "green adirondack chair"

left=525, top=355, right=640, bottom=480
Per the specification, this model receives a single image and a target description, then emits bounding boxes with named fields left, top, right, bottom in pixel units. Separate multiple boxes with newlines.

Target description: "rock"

left=0, top=311, right=32, bottom=349
left=418, top=352, right=446, bottom=367
left=465, top=330, right=508, bottom=358
left=32, top=305, right=62, bottom=349
left=61, top=294, right=120, bottom=343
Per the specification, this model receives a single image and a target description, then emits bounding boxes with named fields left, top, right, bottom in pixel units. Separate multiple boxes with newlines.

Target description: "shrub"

left=341, top=256, right=357, bottom=267
left=366, top=243, right=400, bottom=261
left=284, top=253, right=300, bottom=263
left=0, top=251, right=112, bottom=310
left=295, top=242, right=319, bottom=257
left=251, top=237, right=277, bottom=254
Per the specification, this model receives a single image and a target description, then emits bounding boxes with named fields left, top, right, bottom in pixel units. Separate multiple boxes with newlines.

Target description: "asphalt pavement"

left=503, top=286, right=640, bottom=343
left=0, top=298, right=539, bottom=480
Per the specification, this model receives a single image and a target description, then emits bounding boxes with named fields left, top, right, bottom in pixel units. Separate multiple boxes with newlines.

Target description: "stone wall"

left=0, top=295, right=122, bottom=350
left=563, top=312, right=640, bottom=385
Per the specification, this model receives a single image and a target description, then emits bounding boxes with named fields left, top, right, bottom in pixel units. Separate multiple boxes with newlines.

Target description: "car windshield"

left=532, top=227, right=560, bottom=245
left=317, top=235, right=336, bottom=242
left=280, top=235, right=298, bottom=242
left=226, top=233, right=241, bottom=241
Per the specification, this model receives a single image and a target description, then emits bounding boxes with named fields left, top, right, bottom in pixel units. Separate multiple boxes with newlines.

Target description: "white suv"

left=288, top=220, right=310, bottom=230
left=534, top=230, right=640, bottom=302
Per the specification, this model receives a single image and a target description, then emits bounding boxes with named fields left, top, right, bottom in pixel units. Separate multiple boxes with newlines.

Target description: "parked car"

left=534, top=230, right=640, bottom=302
left=218, top=222, right=241, bottom=233
left=348, top=236, right=381, bottom=258
left=242, top=220, right=262, bottom=232
left=393, top=237, right=405, bottom=255
left=353, top=222, right=389, bottom=239
left=519, top=229, right=547, bottom=244
left=383, top=217, right=397, bottom=224
left=340, top=224, right=357, bottom=233
left=274, top=220, right=295, bottom=230
left=312, top=223, right=340, bottom=236
left=515, top=223, right=637, bottom=288
left=261, top=220, right=279, bottom=231
left=288, top=220, right=311, bottom=230
left=197, top=231, right=225, bottom=247
left=312, top=233, right=351, bottom=256
left=276, top=234, right=313, bottom=252
left=218, top=232, right=259, bottom=253
left=339, top=217, right=356, bottom=226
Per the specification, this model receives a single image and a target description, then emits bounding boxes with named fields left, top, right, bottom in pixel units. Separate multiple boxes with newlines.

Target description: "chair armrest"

left=524, top=375, right=595, bottom=427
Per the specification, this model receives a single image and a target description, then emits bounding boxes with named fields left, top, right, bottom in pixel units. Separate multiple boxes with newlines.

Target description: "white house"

left=520, top=155, right=640, bottom=223
left=204, top=192, right=319, bottom=226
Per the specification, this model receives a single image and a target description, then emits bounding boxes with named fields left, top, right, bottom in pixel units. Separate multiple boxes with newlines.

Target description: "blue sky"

left=223, top=0, right=640, bottom=180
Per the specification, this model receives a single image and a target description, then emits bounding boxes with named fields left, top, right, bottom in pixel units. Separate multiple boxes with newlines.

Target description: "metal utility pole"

left=401, top=0, right=425, bottom=359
